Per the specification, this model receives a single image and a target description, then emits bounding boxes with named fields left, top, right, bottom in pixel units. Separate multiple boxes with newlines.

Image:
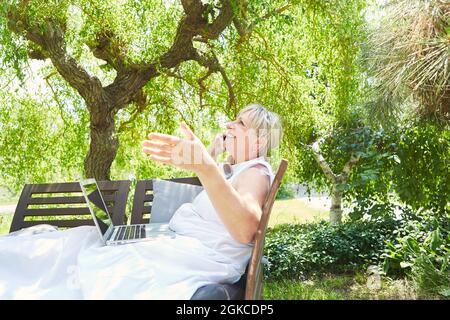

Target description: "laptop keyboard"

left=113, top=225, right=146, bottom=241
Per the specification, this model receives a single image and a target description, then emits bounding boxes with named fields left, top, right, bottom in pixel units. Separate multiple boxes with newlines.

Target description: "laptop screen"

left=80, top=180, right=113, bottom=236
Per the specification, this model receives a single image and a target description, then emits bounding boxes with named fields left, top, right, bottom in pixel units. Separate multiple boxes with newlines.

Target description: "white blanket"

left=0, top=225, right=242, bottom=300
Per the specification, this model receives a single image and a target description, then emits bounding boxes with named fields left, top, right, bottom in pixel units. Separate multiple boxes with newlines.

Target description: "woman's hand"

left=142, top=122, right=216, bottom=174
left=208, top=132, right=226, bottom=161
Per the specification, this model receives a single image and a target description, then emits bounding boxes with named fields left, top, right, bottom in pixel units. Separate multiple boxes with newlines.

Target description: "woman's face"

left=224, top=111, right=261, bottom=163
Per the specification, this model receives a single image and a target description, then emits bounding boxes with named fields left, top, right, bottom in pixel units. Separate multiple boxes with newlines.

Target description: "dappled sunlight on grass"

left=263, top=274, right=426, bottom=300
left=269, top=199, right=328, bottom=228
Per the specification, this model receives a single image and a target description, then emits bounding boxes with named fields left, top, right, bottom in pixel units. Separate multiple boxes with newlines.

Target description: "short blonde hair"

left=238, top=103, right=283, bottom=157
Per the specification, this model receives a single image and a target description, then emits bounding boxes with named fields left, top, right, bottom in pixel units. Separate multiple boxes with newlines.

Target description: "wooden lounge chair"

left=7, top=158, right=288, bottom=299
left=131, top=159, right=288, bottom=300
left=9, top=180, right=131, bottom=233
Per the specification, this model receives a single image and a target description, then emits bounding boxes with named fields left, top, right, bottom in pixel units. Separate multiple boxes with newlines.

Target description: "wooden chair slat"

left=142, top=206, right=152, bottom=214
left=28, top=181, right=123, bottom=193
left=143, top=194, right=154, bottom=202
left=23, top=207, right=114, bottom=216
left=9, top=180, right=130, bottom=233
left=130, top=177, right=200, bottom=225
left=28, top=195, right=115, bottom=205
left=20, top=219, right=95, bottom=229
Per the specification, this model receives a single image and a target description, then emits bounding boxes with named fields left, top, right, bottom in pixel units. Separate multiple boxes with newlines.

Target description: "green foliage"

left=411, top=253, right=450, bottom=298
left=296, top=123, right=397, bottom=197
left=0, top=90, right=89, bottom=192
left=381, top=210, right=449, bottom=271
left=0, top=5, right=28, bottom=80
left=264, top=219, right=398, bottom=280
left=275, top=183, right=296, bottom=200
left=381, top=212, right=450, bottom=298
left=344, top=121, right=449, bottom=215
left=392, top=122, right=450, bottom=213
left=267, top=200, right=450, bottom=298
left=0, top=0, right=371, bottom=187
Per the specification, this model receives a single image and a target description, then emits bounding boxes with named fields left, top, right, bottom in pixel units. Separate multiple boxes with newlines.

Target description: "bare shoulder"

left=232, top=165, right=270, bottom=202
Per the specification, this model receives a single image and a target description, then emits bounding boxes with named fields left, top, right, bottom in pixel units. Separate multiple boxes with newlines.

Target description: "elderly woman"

left=0, top=104, right=282, bottom=300
left=144, top=104, right=282, bottom=244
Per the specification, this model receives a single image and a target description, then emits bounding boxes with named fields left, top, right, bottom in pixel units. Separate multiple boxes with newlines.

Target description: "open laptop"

left=79, top=178, right=176, bottom=245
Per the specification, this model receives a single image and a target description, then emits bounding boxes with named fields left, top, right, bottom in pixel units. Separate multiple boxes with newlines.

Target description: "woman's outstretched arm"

left=142, top=122, right=269, bottom=244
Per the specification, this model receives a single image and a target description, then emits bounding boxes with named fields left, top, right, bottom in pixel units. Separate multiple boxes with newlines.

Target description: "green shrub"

left=264, top=219, right=399, bottom=280
left=381, top=211, right=450, bottom=298
left=411, top=253, right=450, bottom=299
left=382, top=212, right=450, bottom=274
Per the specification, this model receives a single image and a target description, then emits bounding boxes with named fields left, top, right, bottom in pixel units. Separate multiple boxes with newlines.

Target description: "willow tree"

left=0, top=0, right=261, bottom=179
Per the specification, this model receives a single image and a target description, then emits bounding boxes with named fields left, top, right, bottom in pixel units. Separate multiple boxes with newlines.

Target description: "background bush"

left=265, top=200, right=450, bottom=298
left=264, top=218, right=400, bottom=280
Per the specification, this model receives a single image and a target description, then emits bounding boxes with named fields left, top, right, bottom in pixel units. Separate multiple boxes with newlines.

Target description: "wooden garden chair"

left=9, top=180, right=131, bottom=233
left=7, top=159, right=288, bottom=299
left=131, top=159, right=288, bottom=300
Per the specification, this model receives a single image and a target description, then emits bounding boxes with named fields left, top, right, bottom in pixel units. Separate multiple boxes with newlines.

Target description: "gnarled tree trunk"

left=84, top=111, right=118, bottom=180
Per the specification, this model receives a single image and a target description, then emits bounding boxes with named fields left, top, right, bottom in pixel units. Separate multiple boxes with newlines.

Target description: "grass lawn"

left=269, top=198, right=328, bottom=227
left=263, top=274, right=428, bottom=300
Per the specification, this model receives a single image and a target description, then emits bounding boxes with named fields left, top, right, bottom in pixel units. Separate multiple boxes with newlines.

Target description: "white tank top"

left=168, top=156, right=275, bottom=271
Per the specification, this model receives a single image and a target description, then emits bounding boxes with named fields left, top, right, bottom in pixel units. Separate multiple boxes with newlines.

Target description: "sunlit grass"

left=263, top=274, right=431, bottom=300
left=269, top=199, right=328, bottom=227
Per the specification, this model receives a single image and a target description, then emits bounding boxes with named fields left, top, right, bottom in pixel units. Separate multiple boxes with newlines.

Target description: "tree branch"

left=233, top=3, right=291, bottom=44
left=6, top=11, right=104, bottom=109
left=308, top=139, right=337, bottom=184
left=105, top=0, right=236, bottom=113
left=43, top=72, right=69, bottom=126
left=197, top=0, right=234, bottom=40
left=87, top=30, right=128, bottom=72
left=104, top=0, right=208, bottom=112
left=197, top=68, right=214, bottom=109
left=192, top=50, right=237, bottom=113
left=336, top=154, right=360, bottom=183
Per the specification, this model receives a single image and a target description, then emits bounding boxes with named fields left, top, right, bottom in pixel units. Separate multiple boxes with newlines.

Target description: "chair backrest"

left=9, top=180, right=131, bottom=233
left=130, top=177, right=201, bottom=225
left=245, top=159, right=288, bottom=300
